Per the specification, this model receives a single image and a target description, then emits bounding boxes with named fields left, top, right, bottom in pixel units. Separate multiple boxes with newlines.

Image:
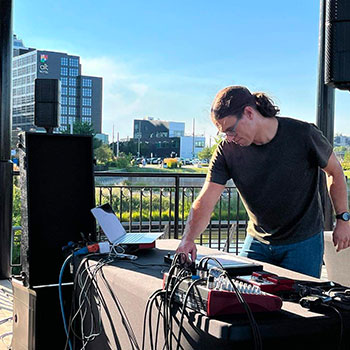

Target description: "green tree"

left=344, top=151, right=350, bottom=163
left=198, top=147, right=213, bottom=161
left=73, top=121, right=96, bottom=136
left=95, top=144, right=113, bottom=164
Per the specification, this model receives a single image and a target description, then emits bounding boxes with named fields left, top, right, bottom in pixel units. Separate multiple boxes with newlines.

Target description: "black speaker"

left=18, top=132, right=96, bottom=288
left=325, top=0, right=350, bottom=90
left=34, top=79, right=60, bottom=130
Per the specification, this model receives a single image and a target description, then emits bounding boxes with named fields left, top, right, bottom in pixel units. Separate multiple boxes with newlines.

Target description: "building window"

left=69, top=78, right=76, bottom=86
left=82, top=107, right=91, bottom=116
left=69, top=117, right=76, bottom=124
left=82, top=117, right=92, bottom=123
left=69, top=87, right=76, bottom=96
left=82, top=98, right=91, bottom=106
left=61, top=87, right=67, bottom=95
left=69, top=68, right=78, bottom=77
left=60, top=116, right=68, bottom=124
left=61, top=96, right=67, bottom=105
left=69, top=58, right=79, bottom=67
left=68, top=97, right=76, bottom=105
left=61, top=57, right=68, bottom=66
left=156, top=131, right=168, bottom=138
left=82, top=88, right=92, bottom=97
left=60, top=67, right=68, bottom=76
left=195, top=141, right=205, bottom=148
left=61, top=106, right=67, bottom=115
left=68, top=107, right=76, bottom=115
left=61, top=77, right=68, bottom=86
left=82, top=78, right=92, bottom=87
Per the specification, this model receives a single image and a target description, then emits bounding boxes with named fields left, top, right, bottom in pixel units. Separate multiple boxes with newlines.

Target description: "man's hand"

left=176, top=238, right=197, bottom=263
left=333, top=221, right=350, bottom=252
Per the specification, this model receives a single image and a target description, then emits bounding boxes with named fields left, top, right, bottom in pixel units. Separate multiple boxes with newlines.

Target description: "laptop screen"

left=91, top=203, right=126, bottom=244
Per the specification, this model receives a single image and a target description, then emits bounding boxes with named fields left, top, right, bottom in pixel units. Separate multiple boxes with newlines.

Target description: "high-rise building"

left=12, top=36, right=102, bottom=135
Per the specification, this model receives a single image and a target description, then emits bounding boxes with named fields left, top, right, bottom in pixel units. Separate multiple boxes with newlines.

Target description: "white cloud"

left=80, top=56, right=220, bottom=141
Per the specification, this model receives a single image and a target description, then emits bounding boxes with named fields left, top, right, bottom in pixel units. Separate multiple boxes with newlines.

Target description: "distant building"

left=180, top=136, right=206, bottom=159
left=125, top=117, right=204, bottom=158
left=334, top=134, right=350, bottom=147
left=95, top=133, right=109, bottom=144
left=12, top=35, right=102, bottom=136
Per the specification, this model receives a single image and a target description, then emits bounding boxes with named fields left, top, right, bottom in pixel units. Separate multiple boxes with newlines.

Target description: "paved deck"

left=0, top=279, right=12, bottom=350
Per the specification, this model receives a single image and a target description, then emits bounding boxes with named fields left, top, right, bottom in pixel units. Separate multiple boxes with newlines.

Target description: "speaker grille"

left=325, top=0, right=350, bottom=89
left=19, top=133, right=96, bottom=287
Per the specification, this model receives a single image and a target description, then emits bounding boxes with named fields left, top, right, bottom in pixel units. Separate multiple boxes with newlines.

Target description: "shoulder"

left=277, top=117, right=317, bottom=137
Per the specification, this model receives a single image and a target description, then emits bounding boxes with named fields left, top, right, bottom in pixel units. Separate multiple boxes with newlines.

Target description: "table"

left=76, top=240, right=350, bottom=350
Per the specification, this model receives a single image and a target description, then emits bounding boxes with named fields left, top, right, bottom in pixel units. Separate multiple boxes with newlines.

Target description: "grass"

left=108, top=165, right=208, bottom=174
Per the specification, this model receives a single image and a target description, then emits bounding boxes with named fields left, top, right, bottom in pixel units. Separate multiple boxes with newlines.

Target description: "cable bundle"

left=142, top=253, right=263, bottom=350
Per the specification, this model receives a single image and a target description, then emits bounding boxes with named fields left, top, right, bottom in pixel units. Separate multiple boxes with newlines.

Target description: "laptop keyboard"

left=121, top=233, right=143, bottom=243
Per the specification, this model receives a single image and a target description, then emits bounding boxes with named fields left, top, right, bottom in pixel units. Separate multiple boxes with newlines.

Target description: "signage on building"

left=39, top=54, right=49, bottom=74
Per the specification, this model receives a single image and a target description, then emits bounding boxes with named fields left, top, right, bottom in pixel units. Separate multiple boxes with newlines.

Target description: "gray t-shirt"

left=207, top=117, right=333, bottom=245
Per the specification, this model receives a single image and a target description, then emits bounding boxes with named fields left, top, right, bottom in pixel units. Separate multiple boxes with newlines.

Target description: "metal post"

left=316, top=0, right=335, bottom=231
left=174, top=175, right=180, bottom=239
left=0, top=0, right=13, bottom=278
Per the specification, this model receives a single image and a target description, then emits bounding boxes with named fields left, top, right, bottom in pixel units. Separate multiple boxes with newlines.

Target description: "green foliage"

left=95, top=144, right=114, bottom=164
left=344, top=152, right=350, bottom=163
left=108, top=153, right=133, bottom=169
left=342, top=162, right=350, bottom=171
left=93, top=137, right=103, bottom=150
left=73, top=121, right=96, bottom=136
left=198, top=146, right=213, bottom=161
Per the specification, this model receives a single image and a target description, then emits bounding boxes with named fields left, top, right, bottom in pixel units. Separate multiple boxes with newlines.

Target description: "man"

left=176, top=86, right=350, bottom=278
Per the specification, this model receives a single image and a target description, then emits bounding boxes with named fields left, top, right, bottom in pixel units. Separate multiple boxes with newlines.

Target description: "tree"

left=198, top=147, right=213, bottom=161
left=95, top=144, right=113, bottom=164
left=344, top=151, right=350, bottom=163
left=73, top=121, right=95, bottom=136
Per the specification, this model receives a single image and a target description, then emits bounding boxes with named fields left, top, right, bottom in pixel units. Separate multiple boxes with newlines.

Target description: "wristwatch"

left=335, top=212, right=350, bottom=221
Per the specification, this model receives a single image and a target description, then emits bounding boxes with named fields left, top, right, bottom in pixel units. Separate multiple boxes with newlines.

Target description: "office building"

left=12, top=36, right=102, bottom=135
left=130, top=117, right=204, bottom=158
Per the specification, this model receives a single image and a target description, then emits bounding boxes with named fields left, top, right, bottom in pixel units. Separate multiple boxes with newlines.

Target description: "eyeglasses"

left=217, top=117, right=240, bottom=138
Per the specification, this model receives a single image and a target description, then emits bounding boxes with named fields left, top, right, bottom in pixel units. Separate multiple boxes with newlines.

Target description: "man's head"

left=211, top=86, right=280, bottom=145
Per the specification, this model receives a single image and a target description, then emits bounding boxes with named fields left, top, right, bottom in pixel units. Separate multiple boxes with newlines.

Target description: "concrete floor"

left=0, top=279, right=12, bottom=350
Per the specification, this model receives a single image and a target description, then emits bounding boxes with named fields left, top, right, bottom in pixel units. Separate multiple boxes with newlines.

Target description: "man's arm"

left=176, top=181, right=225, bottom=261
left=322, top=152, right=350, bottom=251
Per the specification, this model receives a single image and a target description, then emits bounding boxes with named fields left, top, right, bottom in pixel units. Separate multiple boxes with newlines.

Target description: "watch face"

left=343, top=212, right=350, bottom=221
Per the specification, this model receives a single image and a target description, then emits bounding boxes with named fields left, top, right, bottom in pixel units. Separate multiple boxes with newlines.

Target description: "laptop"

left=91, top=203, right=164, bottom=245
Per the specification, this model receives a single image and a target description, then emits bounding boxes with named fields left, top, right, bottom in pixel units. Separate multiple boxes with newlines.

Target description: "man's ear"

left=244, top=106, right=255, bottom=120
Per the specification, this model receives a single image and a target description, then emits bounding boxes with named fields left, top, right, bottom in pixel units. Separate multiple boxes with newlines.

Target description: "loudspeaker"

left=34, top=79, right=60, bottom=130
left=18, top=132, right=96, bottom=288
left=11, top=279, right=75, bottom=350
left=325, top=0, right=350, bottom=90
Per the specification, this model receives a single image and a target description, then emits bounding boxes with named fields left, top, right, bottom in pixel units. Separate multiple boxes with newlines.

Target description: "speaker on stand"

left=12, top=132, right=96, bottom=349
left=325, top=0, right=350, bottom=90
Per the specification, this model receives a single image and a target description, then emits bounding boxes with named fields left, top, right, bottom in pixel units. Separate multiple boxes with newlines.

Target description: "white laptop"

left=91, top=203, right=164, bottom=245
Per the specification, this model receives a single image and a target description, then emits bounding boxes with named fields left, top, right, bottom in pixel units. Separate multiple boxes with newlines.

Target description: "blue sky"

left=14, top=0, right=350, bottom=141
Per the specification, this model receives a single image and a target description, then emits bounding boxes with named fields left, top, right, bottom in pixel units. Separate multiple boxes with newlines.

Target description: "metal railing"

left=94, top=172, right=248, bottom=252
left=11, top=171, right=249, bottom=273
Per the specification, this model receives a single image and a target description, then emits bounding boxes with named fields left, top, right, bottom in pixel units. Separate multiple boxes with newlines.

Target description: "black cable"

left=320, top=303, right=344, bottom=350
left=224, top=272, right=262, bottom=350
left=141, top=289, right=164, bottom=350
left=99, top=268, right=140, bottom=350
left=175, top=278, right=206, bottom=350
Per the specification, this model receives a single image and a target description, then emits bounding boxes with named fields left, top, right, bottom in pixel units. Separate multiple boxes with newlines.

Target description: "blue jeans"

left=239, top=231, right=324, bottom=278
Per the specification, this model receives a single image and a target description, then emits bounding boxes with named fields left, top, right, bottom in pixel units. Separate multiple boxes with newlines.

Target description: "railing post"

left=174, top=175, right=180, bottom=239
